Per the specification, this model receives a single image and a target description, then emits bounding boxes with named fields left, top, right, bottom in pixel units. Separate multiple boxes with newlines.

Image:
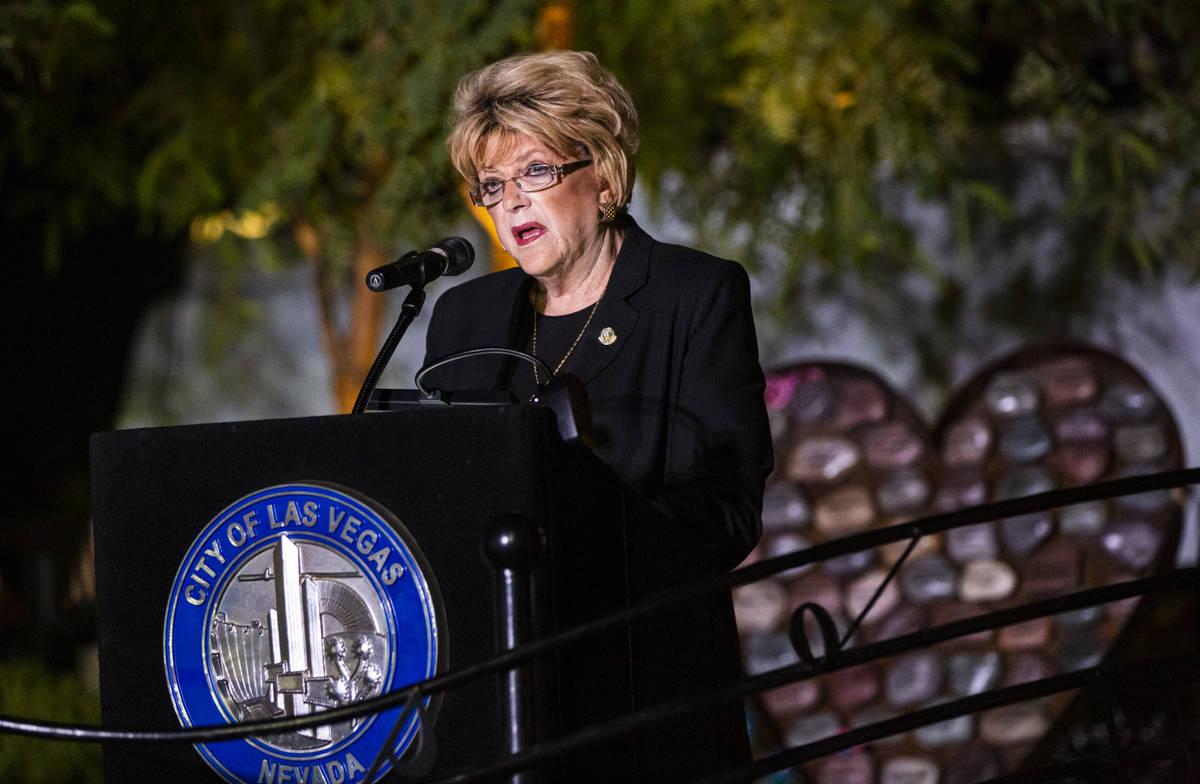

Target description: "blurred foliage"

left=5, top=0, right=1200, bottom=390
left=2, top=0, right=540, bottom=409
left=0, top=659, right=101, bottom=783
left=577, top=0, right=1200, bottom=382
left=2, top=0, right=538, bottom=263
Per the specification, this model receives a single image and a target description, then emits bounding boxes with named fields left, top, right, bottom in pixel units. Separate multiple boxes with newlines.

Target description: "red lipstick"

left=512, top=222, right=546, bottom=246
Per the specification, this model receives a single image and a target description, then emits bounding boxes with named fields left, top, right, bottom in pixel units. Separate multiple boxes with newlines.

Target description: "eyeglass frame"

left=469, top=159, right=594, bottom=207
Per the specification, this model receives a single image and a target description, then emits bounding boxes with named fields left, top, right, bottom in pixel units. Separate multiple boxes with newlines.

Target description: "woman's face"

left=478, top=132, right=611, bottom=284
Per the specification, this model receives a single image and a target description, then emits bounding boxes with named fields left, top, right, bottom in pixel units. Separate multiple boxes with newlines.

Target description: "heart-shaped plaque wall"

left=736, top=343, right=1188, bottom=784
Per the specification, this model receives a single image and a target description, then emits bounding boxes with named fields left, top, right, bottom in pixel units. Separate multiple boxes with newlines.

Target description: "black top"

left=507, top=303, right=597, bottom=402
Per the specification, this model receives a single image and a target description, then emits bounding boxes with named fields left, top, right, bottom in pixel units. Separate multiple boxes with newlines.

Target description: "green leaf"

left=965, top=182, right=1014, bottom=219
left=1117, top=130, right=1161, bottom=174
left=58, top=2, right=115, bottom=36
left=1070, top=127, right=1089, bottom=187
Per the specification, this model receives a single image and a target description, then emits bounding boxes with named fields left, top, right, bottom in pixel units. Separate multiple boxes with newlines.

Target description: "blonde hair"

left=447, top=50, right=640, bottom=210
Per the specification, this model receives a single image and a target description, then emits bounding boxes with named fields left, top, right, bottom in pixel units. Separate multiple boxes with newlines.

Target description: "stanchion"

left=485, top=513, right=545, bottom=784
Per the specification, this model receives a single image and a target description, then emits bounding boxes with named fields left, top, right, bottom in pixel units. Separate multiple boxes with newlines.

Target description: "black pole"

left=351, top=285, right=426, bottom=415
left=484, top=513, right=545, bottom=784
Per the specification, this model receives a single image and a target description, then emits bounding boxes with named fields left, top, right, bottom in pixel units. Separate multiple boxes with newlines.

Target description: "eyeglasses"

left=469, top=159, right=593, bottom=207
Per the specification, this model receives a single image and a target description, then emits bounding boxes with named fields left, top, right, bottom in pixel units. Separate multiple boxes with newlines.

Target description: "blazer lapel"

left=488, top=273, right=535, bottom=389
left=431, top=269, right=532, bottom=391
left=567, top=220, right=652, bottom=386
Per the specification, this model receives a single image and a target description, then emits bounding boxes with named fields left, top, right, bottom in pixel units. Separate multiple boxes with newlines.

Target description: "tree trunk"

left=305, top=223, right=386, bottom=414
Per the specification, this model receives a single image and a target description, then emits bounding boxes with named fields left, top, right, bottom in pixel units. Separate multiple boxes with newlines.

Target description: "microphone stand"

left=351, top=285, right=426, bottom=415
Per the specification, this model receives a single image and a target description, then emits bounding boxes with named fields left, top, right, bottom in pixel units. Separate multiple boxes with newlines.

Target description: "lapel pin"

left=598, top=327, right=617, bottom=346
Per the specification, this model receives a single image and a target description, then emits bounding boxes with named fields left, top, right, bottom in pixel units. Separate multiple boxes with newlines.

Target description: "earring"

left=599, top=203, right=618, bottom=224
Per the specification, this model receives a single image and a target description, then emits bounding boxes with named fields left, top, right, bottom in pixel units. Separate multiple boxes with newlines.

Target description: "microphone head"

left=434, top=236, right=475, bottom=276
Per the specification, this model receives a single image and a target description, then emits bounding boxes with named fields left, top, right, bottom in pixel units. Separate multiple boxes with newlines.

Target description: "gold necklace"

left=531, top=299, right=600, bottom=387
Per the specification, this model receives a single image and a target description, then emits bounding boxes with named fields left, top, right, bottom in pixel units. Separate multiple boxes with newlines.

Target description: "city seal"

left=164, top=482, right=443, bottom=783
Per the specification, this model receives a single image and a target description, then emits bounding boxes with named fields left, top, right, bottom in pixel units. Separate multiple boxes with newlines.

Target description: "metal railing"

left=2, top=467, right=1198, bottom=783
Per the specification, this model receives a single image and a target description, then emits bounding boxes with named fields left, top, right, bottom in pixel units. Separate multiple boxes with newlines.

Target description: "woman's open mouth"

left=512, top=223, right=546, bottom=247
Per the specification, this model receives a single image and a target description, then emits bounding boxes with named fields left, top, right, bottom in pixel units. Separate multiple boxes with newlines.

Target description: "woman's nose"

left=500, top=178, right=528, bottom=210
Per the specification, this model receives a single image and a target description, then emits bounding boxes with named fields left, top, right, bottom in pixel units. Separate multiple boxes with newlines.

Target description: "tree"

left=128, top=0, right=542, bottom=411
left=8, top=0, right=1200, bottom=468
left=3, top=0, right=542, bottom=415
left=0, top=0, right=543, bottom=662
left=577, top=0, right=1200, bottom=385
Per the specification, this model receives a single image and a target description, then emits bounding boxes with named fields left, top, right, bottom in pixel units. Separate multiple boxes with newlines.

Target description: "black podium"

left=90, top=406, right=643, bottom=782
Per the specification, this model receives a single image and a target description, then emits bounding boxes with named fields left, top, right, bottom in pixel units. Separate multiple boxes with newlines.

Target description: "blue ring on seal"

left=164, top=483, right=442, bottom=784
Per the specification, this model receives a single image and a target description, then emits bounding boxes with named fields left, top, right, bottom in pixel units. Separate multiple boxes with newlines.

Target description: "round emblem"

left=164, top=483, right=443, bottom=783
left=598, top=327, right=617, bottom=346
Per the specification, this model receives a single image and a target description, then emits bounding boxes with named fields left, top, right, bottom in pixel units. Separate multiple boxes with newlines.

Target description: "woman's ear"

left=598, top=181, right=616, bottom=212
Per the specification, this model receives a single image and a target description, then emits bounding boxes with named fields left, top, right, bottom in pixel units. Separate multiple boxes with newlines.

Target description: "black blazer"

left=423, top=219, right=774, bottom=571
left=423, top=220, right=773, bottom=778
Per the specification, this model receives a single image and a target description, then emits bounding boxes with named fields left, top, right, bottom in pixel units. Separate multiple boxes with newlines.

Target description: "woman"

left=423, top=50, right=773, bottom=779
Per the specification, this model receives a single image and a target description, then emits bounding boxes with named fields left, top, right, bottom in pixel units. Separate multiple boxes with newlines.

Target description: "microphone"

left=365, top=237, right=475, bottom=291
